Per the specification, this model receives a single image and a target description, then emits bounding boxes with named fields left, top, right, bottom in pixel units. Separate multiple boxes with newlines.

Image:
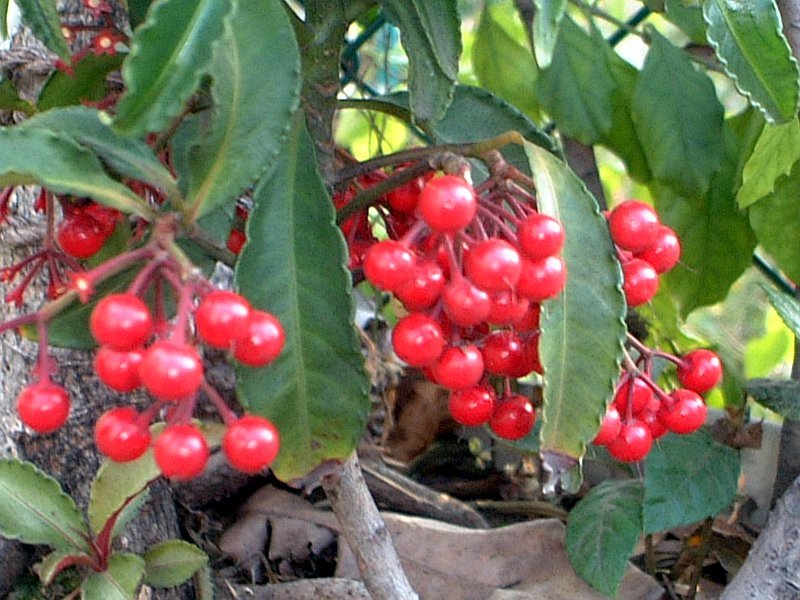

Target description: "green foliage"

left=526, top=143, right=626, bottom=477
left=38, top=54, right=124, bottom=111
left=89, top=452, right=159, bottom=535
left=15, top=0, right=70, bottom=61
left=81, top=553, right=144, bottom=600
left=566, top=480, right=644, bottom=598
left=235, top=115, right=370, bottom=482
left=762, top=283, right=800, bottom=337
left=113, top=0, right=233, bottom=136
left=143, top=540, right=208, bottom=587
left=737, top=117, right=800, bottom=208
left=643, top=430, right=740, bottom=533
left=0, top=460, right=90, bottom=553
left=181, top=0, right=300, bottom=222
left=378, top=0, right=460, bottom=125
left=0, top=79, right=35, bottom=113
left=746, top=379, right=800, bottom=419
left=632, top=29, right=725, bottom=198
left=703, top=0, right=800, bottom=123
left=532, top=0, right=567, bottom=68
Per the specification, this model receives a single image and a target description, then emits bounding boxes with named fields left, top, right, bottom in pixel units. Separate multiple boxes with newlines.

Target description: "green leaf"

left=0, top=0, right=9, bottom=39
left=536, top=17, right=616, bottom=144
left=0, top=127, right=153, bottom=218
left=81, top=552, right=144, bottom=600
left=632, top=29, right=725, bottom=198
left=532, top=0, right=566, bottom=68
left=525, top=143, right=627, bottom=481
left=0, top=459, right=90, bottom=552
left=37, top=549, right=92, bottom=585
left=656, top=121, right=757, bottom=316
left=143, top=540, right=208, bottom=587
left=16, top=0, right=70, bottom=61
left=762, top=283, right=800, bottom=337
left=746, top=378, right=800, bottom=419
left=472, top=3, right=539, bottom=120
left=234, top=115, right=370, bottom=483
left=643, top=429, right=740, bottom=533
left=566, top=480, right=644, bottom=598
left=0, top=78, right=35, bottom=113
left=19, top=106, right=178, bottom=200
left=127, top=0, right=154, bottom=29
left=38, top=54, right=124, bottom=111
left=703, top=0, right=800, bottom=124
left=665, top=0, right=708, bottom=44
left=749, top=158, right=800, bottom=283
left=113, top=0, right=233, bottom=136
left=737, top=118, right=800, bottom=208
left=378, top=0, right=461, bottom=124
left=89, top=452, right=159, bottom=535
left=182, top=0, right=300, bottom=222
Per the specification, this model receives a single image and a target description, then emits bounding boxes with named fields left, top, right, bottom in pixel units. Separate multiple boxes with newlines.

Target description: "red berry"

left=227, top=229, right=246, bottom=254
left=640, top=408, right=668, bottom=439
left=442, top=278, right=491, bottom=327
left=394, top=261, right=445, bottom=311
left=222, top=415, right=280, bottom=474
left=94, top=407, right=151, bottom=462
left=57, top=213, right=107, bottom=259
left=607, top=420, right=652, bottom=462
left=233, top=310, right=285, bottom=367
left=448, top=386, right=496, bottom=426
left=513, top=303, right=541, bottom=332
left=431, top=345, right=484, bottom=390
left=90, top=293, right=153, bottom=351
left=418, top=175, right=477, bottom=232
left=94, top=346, right=144, bottom=392
left=517, top=214, right=565, bottom=259
left=363, top=240, right=416, bottom=291
left=489, top=394, right=536, bottom=440
left=635, top=225, right=680, bottom=273
left=677, top=349, right=722, bottom=393
left=464, top=239, right=522, bottom=292
left=622, top=258, right=659, bottom=307
left=17, top=382, right=71, bottom=433
left=139, top=340, right=204, bottom=401
left=487, top=290, right=530, bottom=325
left=82, top=203, right=121, bottom=237
left=608, top=200, right=660, bottom=252
left=392, top=313, right=445, bottom=367
left=196, top=290, right=252, bottom=349
left=592, top=405, right=622, bottom=446
left=517, top=256, right=567, bottom=301
left=154, top=424, right=209, bottom=480
left=482, top=330, right=526, bottom=377
left=386, top=176, right=424, bottom=213
left=659, top=389, right=707, bottom=434
left=613, top=376, right=653, bottom=416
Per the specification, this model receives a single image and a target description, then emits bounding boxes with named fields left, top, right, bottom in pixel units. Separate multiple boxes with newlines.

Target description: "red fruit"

left=517, top=256, right=567, bottom=301
left=622, top=258, right=659, bottom=307
left=94, top=346, right=144, bottom=392
left=482, top=331, right=528, bottom=377
left=607, top=420, right=653, bottom=462
left=386, top=176, right=425, bottom=213
left=442, top=278, right=491, bottom=327
left=487, top=290, right=530, bottom=325
left=659, top=389, right=707, bottom=434
left=17, top=382, right=71, bottom=433
left=233, top=310, right=285, bottom=367
left=227, top=229, right=246, bottom=254
left=418, top=175, right=477, bottom=232
left=222, top=415, right=281, bottom=474
left=392, top=313, right=445, bottom=367
left=489, top=394, right=536, bottom=440
left=448, top=386, right=496, bottom=427
left=154, top=424, right=209, bottom=480
left=592, top=405, right=622, bottom=446
left=513, top=303, right=541, bottom=332
left=676, top=349, right=722, bottom=393
left=94, top=407, right=151, bottom=462
left=363, top=240, right=416, bottom=291
left=464, top=239, right=522, bottom=292
left=139, top=340, right=204, bottom=401
left=635, top=225, right=680, bottom=273
left=607, top=200, right=660, bottom=252
left=196, top=290, right=252, bottom=349
left=57, top=213, right=107, bottom=259
left=394, top=261, right=445, bottom=311
left=613, top=376, right=654, bottom=416
left=90, top=293, right=154, bottom=351
left=430, top=345, right=484, bottom=390
left=517, top=214, right=565, bottom=259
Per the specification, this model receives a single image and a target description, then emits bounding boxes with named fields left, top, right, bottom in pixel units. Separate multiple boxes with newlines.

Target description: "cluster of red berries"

left=337, top=168, right=568, bottom=442
left=606, top=200, right=681, bottom=307
left=593, top=346, right=722, bottom=462
left=57, top=200, right=121, bottom=259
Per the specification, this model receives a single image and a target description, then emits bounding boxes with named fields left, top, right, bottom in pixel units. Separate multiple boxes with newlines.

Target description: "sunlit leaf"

left=737, top=118, right=800, bottom=208
left=533, top=0, right=567, bottom=68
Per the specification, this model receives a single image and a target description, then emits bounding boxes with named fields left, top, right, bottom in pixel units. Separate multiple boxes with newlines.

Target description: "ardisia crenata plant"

left=1, top=0, right=799, bottom=598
